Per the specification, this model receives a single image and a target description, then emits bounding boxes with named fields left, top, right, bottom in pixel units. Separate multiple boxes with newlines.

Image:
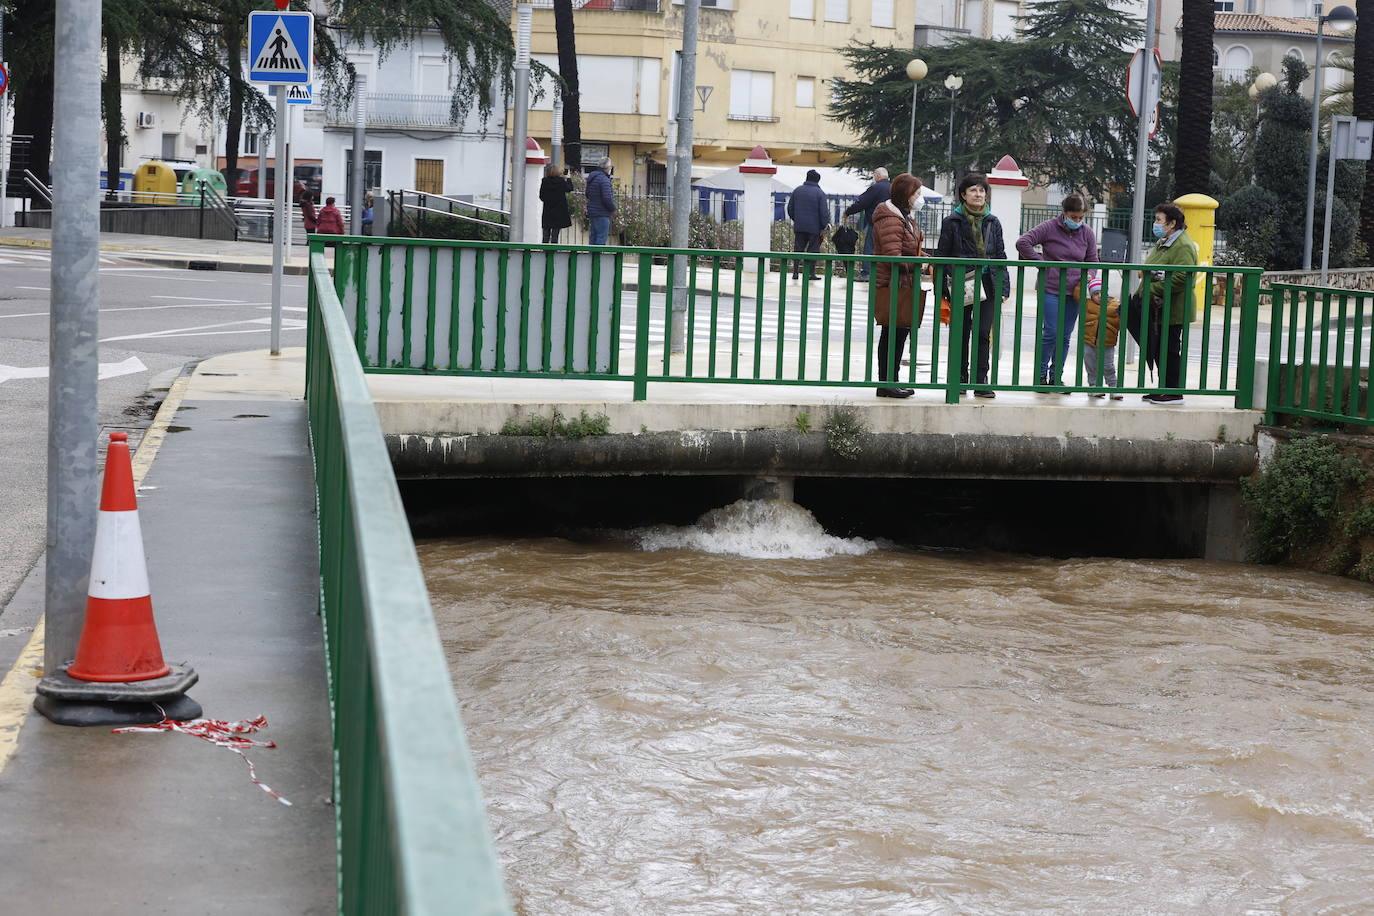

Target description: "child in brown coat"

left=1080, top=279, right=1123, bottom=399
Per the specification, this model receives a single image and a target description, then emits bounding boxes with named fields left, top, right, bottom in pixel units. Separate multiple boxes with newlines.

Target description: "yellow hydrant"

left=1172, top=193, right=1218, bottom=319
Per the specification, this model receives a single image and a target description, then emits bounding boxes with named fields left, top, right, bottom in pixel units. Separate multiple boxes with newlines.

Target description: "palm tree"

left=1355, top=0, right=1374, bottom=251
left=1173, top=0, right=1215, bottom=197
left=553, top=0, right=583, bottom=171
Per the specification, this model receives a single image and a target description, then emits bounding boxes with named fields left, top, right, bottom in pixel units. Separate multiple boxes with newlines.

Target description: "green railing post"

left=945, top=266, right=967, bottom=404
left=633, top=253, right=652, bottom=401
left=1234, top=271, right=1261, bottom=410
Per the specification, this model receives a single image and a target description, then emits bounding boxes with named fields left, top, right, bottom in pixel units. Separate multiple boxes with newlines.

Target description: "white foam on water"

left=634, top=498, right=878, bottom=559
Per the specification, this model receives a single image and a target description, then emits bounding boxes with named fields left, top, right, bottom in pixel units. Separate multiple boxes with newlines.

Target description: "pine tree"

left=828, top=0, right=1141, bottom=198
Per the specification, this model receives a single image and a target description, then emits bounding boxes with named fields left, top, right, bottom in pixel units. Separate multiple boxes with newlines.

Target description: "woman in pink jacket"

left=1015, top=194, right=1099, bottom=390
left=315, top=196, right=346, bottom=235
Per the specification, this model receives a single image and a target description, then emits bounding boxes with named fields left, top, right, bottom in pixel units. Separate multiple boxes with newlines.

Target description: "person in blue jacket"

left=842, top=167, right=891, bottom=282
left=585, top=157, right=617, bottom=245
left=786, top=169, right=830, bottom=281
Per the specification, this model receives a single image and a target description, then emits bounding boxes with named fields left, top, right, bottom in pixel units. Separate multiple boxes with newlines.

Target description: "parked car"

left=230, top=166, right=307, bottom=201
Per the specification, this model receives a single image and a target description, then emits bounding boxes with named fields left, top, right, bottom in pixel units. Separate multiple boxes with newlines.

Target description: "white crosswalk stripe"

left=0, top=250, right=130, bottom=266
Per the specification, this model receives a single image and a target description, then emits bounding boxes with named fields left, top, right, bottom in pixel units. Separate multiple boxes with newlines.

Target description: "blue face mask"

left=1152, top=223, right=1167, bottom=239
left=1063, top=218, right=1082, bottom=230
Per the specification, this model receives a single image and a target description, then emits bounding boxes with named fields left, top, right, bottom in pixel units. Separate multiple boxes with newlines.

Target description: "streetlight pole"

left=905, top=58, right=927, bottom=176
left=944, top=74, right=962, bottom=188
left=1302, top=4, right=1356, bottom=271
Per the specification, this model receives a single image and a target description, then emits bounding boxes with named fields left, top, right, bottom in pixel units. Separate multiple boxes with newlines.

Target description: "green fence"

left=325, top=235, right=1265, bottom=407
left=305, top=250, right=511, bottom=916
left=1265, top=283, right=1373, bottom=427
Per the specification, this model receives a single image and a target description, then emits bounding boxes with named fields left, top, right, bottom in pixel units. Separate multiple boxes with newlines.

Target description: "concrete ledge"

left=388, top=429, right=1258, bottom=482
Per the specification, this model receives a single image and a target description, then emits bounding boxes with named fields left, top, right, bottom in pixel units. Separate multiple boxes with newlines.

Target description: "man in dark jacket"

left=786, top=169, right=829, bottom=281
left=586, top=157, right=616, bottom=245
left=843, top=167, right=890, bottom=281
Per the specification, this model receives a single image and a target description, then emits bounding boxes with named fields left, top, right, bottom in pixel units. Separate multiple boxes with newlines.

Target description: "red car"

left=232, top=166, right=307, bottom=201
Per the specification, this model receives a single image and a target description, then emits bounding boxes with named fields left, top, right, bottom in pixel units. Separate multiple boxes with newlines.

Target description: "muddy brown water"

left=421, top=500, right=1374, bottom=914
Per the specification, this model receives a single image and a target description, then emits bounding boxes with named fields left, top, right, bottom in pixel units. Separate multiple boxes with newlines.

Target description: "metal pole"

left=45, top=0, right=102, bottom=676
left=1320, top=116, right=1343, bottom=283
left=0, top=67, right=10, bottom=228
left=946, top=89, right=956, bottom=177
left=907, top=82, right=918, bottom=176
left=1303, top=19, right=1326, bottom=271
left=551, top=93, right=564, bottom=170
left=258, top=124, right=268, bottom=200
left=670, top=0, right=700, bottom=354
left=1128, top=0, right=1159, bottom=267
left=666, top=51, right=679, bottom=202
left=351, top=72, right=367, bottom=235
left=510, top=1, right=533, bottom=243
left=270, top=88, right=286, bottom=356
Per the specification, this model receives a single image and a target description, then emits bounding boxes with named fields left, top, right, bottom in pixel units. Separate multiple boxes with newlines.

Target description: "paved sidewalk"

left=0, top=226, right=320, bottom=274
left=0, top=367, right=334, bottom=913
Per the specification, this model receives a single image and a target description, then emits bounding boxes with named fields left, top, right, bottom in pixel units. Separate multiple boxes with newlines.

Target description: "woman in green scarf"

left=936, top=173, right=1011, bottom=398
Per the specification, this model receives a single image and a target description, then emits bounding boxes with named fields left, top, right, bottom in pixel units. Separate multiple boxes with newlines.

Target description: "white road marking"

left=0, top=356, right=147, bottom=384
left=0, top=301, right=273, bottom=320
left=102, top=317, right=306, bottom=342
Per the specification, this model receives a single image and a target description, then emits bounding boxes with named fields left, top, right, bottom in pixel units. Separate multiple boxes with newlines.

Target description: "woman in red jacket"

left=870, top=172, right=925, bottom=399
left=315, top=196, right=346, bottom=235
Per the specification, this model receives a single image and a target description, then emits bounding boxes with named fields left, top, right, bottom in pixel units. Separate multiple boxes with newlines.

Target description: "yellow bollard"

left=1172, top=193, right=1218, bottom=320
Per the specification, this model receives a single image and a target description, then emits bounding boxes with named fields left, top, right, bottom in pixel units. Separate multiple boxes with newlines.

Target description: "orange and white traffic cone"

left=66, top=431, right=172, bottom=682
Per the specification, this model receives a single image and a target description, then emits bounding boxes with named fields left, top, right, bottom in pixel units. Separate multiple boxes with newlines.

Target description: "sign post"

left=0, top=62, right=10, bottom=229
left=247, top=6, right=312, bottom=357
left=1321, top=115, right=1374, bottom=282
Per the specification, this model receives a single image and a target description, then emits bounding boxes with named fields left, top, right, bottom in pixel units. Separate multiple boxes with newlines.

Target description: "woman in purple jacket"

left=1015, top=194, right=1099, bottom=389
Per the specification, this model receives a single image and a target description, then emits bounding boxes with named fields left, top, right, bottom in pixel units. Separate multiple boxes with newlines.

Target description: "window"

left=1287, top=47, right=1304, bottom=63
left=729, top=69, right=775, bottom=120
left=872, top=0, right=894, bottom=27
left=415, top=158, right=444, bottom=194
left=417, top=55, right=449, bottom=95
left=790, top=0, right=813, bottom=17
left=530, top=54, right=660, bottom=116
left=345, top=150, right=383, bottom=191
left=796, top=77, right=815, bottom=108
left=824, top=0, right=849, bottom=22
left=1214, top=0, right=1234, bottom=11
left=1212, top=46, right=1220, bottom=67
left=244, top=131, right=259, bottom=156
left=161, top=133, right=177, bottom=160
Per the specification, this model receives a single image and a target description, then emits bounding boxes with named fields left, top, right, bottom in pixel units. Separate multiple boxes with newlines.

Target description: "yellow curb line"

left=0, top=371, right=193, bottom=770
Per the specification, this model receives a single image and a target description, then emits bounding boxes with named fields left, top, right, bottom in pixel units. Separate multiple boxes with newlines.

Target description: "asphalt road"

left=0, top=248, right=307, bottom=611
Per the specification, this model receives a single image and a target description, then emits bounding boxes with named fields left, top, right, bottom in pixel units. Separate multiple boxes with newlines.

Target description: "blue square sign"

left=248, top=10, right=313, bottom=85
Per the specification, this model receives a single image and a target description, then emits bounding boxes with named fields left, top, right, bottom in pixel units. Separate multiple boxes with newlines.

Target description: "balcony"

left=529, top=0, right=661, bottom=9
left=324, top=93, right=468, bottom=131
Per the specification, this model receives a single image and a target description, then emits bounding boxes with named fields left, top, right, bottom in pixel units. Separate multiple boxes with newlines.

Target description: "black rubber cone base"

left=33, top=691, right=202, bottom=727
left=34, top=662, right=201, bottom=727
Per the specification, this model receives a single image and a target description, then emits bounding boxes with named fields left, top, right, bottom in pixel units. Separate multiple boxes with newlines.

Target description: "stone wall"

left=1261, top=267, right=1374, bottom=291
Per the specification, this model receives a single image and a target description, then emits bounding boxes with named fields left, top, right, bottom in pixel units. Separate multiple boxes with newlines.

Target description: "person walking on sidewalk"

left=1015, top=193, right=1099, bottom=390
left=540, top=164, right=574, bottom=244
left=787, top=169, right=830, bottom=281
left=299, top=191, right=319, bottom=234
left=871, top=173, right=925, bottom=399
left=586, top=158, right=617, bottom=246
left=843, top=167, right=891, bottom=282
left=936, top=173, right=1009, bottom=399
left=314, top=197, right=345, bottom=235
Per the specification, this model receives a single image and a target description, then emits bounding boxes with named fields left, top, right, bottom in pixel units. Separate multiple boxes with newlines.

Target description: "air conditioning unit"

left=136, top=112, right=157, bottom=129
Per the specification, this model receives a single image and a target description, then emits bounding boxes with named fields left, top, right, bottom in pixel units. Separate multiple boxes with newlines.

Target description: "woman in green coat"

left=1141, top=202, right=1198, bottom=405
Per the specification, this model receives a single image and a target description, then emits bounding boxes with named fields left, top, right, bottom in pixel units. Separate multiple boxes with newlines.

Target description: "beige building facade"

left=517, top=0, right=917, bottom=192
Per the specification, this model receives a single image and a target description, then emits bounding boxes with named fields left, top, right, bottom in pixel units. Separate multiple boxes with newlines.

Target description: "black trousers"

left=876, top=325, right=910, bottom=383
left=542, top=227, right=562, bottom=244
left=792, top=231, right=821, bottom=278
left=1161, top=322, right=1184, bottom=389
left=961, top=297, right=997, bottom=385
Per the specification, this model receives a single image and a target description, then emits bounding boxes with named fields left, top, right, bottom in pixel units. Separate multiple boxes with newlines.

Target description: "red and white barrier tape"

left=113, top=712, right=292, bottom=806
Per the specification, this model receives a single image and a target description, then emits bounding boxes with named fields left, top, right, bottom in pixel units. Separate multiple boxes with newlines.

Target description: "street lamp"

left=1303, top=3, right=1356, bottom=270
left=906, top=58, right=927, bottom=176
left=944, top=74, right=963, bottom=185
left=1248, top=71, right=1276, bottom=101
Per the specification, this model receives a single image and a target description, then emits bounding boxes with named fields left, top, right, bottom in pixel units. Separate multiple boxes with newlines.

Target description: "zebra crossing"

left=0, top=249, right=132, bottom=267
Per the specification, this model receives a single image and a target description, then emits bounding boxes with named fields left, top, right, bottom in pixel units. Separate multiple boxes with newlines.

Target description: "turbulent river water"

left=421, top=499, right=1374, bottom=915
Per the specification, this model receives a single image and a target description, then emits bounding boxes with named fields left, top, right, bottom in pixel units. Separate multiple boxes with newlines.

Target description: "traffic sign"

left=0, top=63, right=9, bottom=96
left=285, top=83, right=313, bottom=105
left=248, top=10, right=313, bottom=85
left=1126, top=48, right=1162, bottom=138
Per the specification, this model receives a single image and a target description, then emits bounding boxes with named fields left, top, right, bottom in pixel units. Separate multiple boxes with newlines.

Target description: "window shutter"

left=871, top=0, right=893, bottom=27
left=824, top=0, right=849, bottom=21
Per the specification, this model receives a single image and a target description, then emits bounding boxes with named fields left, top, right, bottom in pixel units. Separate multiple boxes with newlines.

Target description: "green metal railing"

left=323, top=235, right=1264, bottom=408
left=305, top=250, right=511, bottom=916
left=1265, top=282, right=1373, bottom=426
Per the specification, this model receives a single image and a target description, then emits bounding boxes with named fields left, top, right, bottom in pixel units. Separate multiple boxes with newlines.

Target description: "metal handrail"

left=304, top=246, right=512, bottom=915
left=395, top=188, right=509, bottom=218
left=405, top=202, right=509, bottom=231
left=22, top=170, right=52, bottom=207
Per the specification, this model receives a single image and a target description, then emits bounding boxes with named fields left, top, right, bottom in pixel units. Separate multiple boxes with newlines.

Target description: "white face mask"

left=911, top=195, right=925, bottom=212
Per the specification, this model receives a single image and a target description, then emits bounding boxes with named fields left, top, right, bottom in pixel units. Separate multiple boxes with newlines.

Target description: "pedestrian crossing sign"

left=248, top=10, right=313, bottom=85
left=285, top=84, right=313, bottom=105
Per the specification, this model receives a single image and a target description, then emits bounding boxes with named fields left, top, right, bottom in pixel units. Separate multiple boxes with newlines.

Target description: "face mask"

left=1063, top=218, right=1082, bottom=230
left=911, top=195, right=925, bottom=211
left=1152, top=223, right=1166, bottom=239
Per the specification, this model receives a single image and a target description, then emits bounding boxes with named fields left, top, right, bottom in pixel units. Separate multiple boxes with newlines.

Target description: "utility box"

left=132, top=161, right=176, bottom=204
